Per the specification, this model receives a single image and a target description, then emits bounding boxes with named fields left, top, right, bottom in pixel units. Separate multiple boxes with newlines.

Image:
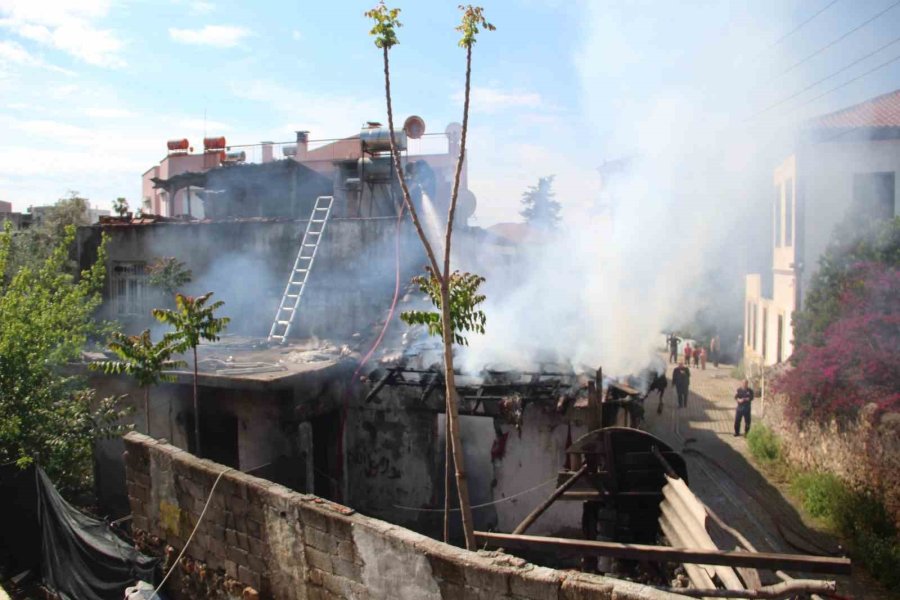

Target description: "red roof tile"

left=808, top=89, right=900, bottom=129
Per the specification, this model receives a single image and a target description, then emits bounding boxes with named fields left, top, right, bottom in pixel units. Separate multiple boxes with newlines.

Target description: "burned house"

left=77, top=118, right=849, bottom=599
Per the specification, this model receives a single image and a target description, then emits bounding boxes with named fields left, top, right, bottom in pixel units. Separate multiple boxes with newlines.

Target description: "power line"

left=749, top=33, right=900, bottom=119
left=792, top=50, right=900, bottom=113
left=765, top=0, right=841, bottom=50
left=778, top=0, right=900, bottom=77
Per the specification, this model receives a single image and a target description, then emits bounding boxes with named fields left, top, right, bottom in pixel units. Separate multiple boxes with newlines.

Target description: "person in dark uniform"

left=672, top=362, right=691, bottom=408
left=734, top=379, right=754, bottom=436
left=667, top=334, right=681, bottom=364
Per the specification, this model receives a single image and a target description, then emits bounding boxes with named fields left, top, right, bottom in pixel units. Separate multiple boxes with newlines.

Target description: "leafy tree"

left=794, top=216, right=900, bottom=347
left=147, top=256, right=193, bottom=297
left=777, top=216, right=900, bottom=423
left=153, top=293, right=229, bottom=456
left=90, top=330, right=186, bottom=437
left=367, top=1, right=494, bottom=550
left=520, top=175, right=561, bottom=230
left=401, top=269, right=486, bottom=346
left=113, top=197, right=129, bottom=218
left=0, top=223, right=130, bottom=495
left=776, top=262, right=899, bottom=422
left=37, top=191, right=91, bottom=240
left=9, top=192, right=94, bottom=276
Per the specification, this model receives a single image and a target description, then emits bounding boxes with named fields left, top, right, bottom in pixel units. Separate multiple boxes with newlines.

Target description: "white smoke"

left=458, top=4, right=796, bottom=376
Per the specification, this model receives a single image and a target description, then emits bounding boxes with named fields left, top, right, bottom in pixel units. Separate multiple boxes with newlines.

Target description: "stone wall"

left=124, top=432, right=684, bottom=600
left=761, top=397, right=900, bottom=527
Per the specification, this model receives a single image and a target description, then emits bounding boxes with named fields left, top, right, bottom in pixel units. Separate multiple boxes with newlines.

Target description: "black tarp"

left=36, top=468, right=159, bottom=600
left=0, top=463, right=41, bottom=575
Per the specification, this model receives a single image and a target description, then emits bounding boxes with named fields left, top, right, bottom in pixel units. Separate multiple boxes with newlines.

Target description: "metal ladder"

left=268, top=196, right=334, bottom=343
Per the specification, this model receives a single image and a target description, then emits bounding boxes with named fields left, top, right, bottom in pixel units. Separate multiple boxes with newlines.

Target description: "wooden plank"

left=474, top=532, right=852, bottom=575
left=512, top=465, right=588, bottom=535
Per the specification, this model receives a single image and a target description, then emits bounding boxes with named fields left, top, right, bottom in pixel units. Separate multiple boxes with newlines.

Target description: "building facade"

left=745, top=89, right=900, bottom=367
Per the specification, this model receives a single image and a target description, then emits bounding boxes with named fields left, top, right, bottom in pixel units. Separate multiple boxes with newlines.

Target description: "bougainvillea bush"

left=776, top=262, right=900, bottom=422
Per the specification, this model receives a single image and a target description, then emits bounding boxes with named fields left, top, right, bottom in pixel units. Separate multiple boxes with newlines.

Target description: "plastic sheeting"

left=36, top=468, right=159, bottom=600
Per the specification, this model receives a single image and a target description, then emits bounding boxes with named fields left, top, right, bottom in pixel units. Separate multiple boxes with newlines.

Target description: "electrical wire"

left=152, top=467, right=231, bottom=598
left=778, top=0, right=900, bottom=77
left=791, top=49, right=900, bottom=112
left=392, top=476, right=558, bottom=513
left=748, top=33, right=900, bottom=119
left=765, top=0, right=841, bottom=51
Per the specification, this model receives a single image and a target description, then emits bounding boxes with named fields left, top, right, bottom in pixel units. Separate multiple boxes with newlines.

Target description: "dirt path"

left=642, top=357, right=892, bottom=599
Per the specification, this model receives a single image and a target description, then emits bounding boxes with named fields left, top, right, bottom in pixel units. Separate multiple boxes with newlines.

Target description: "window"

left=774, top=184, right=782, bottom=248
left=784, top=179, right=793, bottom=247
left=853, top=172, right=895, bottom=221
left=762, top=307, right=768, bottom=361
left=111, top=262, right=147, bottom=316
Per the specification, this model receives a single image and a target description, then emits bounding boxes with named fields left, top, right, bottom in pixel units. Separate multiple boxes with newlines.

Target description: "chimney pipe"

left=261, top=141, right=274, bottom=163
left=296, top=130, right=309, bottom=160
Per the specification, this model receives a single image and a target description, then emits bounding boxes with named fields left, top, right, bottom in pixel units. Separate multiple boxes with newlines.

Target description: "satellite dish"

left=404, top=115, right=426, bottom=139
left=445, top=122, right=462, bottom=143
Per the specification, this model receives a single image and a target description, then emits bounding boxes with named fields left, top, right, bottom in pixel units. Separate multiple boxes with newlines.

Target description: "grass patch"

left=746, top=425, right=781, bottom=463
left=730, top=359, right=746, bottom=380
left=745, top=427, right=900, bottom=593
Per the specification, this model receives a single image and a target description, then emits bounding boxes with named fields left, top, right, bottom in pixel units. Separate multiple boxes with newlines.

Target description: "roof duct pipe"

left=261, top=141, right=274, bottom=163
left=295, top=131, right=309, bottom=160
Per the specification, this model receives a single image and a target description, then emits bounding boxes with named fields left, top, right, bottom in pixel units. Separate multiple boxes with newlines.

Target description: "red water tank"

left=204, top=136, right=226, bottom=150
left=167, top=138, right=189, bottom=152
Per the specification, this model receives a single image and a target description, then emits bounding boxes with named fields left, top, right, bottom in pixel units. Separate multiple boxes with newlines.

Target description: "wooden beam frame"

left=474, top=532, right=851, bottom=575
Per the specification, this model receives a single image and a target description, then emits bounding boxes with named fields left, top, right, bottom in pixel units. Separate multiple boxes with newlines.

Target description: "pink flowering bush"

left=776, top=262, right=900, bottom=423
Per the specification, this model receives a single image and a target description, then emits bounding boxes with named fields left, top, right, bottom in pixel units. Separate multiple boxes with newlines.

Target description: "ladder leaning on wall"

left=268, top=196, right=334, bottom=344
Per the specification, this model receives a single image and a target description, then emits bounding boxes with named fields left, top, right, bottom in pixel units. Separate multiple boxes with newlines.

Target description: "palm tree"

left=153, top=292, right=229, bottom=456
left=91, top=330, right=186, bottom=436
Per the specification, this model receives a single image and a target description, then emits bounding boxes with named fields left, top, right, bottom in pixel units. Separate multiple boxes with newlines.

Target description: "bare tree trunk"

left=193, top=346, right=201, bottom=456
left=440, top=285, right=476, bottom=550
left=380, top=44, right=477, bottom=549
left=382, top=47, right=441, bottom=277
left=145, top=387, right=151, bottom=437
left=443, top=44, right=472, bottom=275
left=444, top=410, right=452, bottom=542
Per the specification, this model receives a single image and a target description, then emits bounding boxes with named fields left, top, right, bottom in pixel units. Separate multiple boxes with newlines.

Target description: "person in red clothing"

left=684, top=343, right=692, bottom=366
left=693, top=345, right=701, bottom=368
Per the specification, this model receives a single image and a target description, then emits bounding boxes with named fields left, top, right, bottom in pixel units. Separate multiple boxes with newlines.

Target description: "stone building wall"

left=124, top=432, right=684, bottom=600
left=760, top=397, right=900, bottom=527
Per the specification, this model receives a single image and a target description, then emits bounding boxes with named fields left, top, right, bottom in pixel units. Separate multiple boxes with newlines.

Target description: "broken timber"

left=473, top=532, right=852, bottom=575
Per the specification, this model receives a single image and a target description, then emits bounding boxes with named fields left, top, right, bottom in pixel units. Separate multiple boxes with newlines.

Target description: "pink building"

left=141, top=118, right=474, bottom=224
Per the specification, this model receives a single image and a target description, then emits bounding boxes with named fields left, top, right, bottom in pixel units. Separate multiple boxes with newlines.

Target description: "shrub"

left=791, top=471, right=900, bottom=592
left=774, top=262, right=900, bottom=422
left=791, top=472, right=848, bottom=521
left=746, top=425, right=781, bottom=463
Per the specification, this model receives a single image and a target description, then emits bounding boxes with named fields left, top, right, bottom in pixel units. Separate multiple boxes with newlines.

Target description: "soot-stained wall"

left=76, top=217, right=426, bottom=339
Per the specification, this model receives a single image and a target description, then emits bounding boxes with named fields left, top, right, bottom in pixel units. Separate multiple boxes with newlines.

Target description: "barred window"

left=111, top=262, right=147, bottom=317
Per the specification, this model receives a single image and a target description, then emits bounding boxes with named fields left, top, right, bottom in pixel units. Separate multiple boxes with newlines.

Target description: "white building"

left=745, top=89, right=900, bottom=367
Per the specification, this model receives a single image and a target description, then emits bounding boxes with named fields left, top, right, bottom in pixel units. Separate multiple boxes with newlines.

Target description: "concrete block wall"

left=124, top=432, right=685, bottom=600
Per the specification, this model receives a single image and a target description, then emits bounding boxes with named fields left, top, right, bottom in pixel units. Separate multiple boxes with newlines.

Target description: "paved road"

left=642, top=358, right=888, bottom=599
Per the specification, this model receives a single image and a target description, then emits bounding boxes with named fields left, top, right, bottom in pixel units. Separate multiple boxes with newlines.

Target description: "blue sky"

left=2, top=0, right=900, bottom=224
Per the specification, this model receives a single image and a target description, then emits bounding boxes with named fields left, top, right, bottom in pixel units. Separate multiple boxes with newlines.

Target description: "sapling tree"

left=90, top=330, right=186, bottom=436
left=153, top=292, right=229, bottom=456
left=366, top=2, right=494, bottom=550
left=113, top=197, right=129, bottom=218
left=147, top=256, right=193, bottom=297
